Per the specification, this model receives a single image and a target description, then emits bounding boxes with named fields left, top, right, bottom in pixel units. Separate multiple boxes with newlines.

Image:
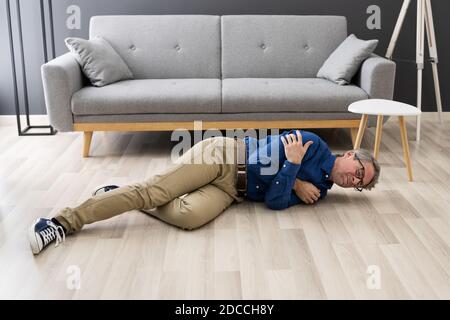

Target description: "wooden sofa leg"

left=350, top=128, right=358, bottom=148
left=83, top=131, right=93, bottom=157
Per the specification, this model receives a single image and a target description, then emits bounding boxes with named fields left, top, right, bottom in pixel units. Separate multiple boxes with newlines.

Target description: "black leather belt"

left=235, top=138, right=247, bottom=197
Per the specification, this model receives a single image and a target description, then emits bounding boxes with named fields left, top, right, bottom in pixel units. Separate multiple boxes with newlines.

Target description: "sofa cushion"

left=222, top=78, right=369, bottom=113
left=65, top=37, right=133, bottom=87
left=71, top=79, right=222, bottom=115
left=317, top=34, right=379, bottom=85
left=89, top=15, right=221, bottom=79
left=221, top=15, right=347, bottom=78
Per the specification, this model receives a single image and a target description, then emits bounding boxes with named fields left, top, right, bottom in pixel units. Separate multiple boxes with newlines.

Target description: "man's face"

left=332, top=151, right=375, bottom=189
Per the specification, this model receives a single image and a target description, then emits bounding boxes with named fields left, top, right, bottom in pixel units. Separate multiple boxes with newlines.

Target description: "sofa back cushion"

left=90, top=15, right=221, bottom=79
left=221, top=15, right=347, bottom=78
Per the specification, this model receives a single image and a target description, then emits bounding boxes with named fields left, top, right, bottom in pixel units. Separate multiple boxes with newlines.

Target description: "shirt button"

left=325, top=174, right=329, bottom=178
left=283, top=164, right=286, bottom=168
left=275, top=181, right=279, bottom=184
left=256, top=185, right=260, bottom=189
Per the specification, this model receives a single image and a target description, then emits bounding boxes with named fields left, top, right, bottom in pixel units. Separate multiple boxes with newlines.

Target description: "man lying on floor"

left=29, top=130, right=380, bottom=255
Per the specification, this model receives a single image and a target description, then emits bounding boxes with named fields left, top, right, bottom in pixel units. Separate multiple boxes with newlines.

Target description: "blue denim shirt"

left=244, top=130, right=336, bottom=210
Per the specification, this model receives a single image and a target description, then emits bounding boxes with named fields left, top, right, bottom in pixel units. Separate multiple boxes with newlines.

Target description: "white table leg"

left=398, top=116, right=413, bottom=181
left=374, top=115, right=383, bottom=159
left=354, top=114, right=368, bottom=149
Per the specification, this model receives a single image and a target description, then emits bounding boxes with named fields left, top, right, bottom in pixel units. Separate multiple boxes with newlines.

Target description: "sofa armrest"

left=41, top=53, right=85, bottom=132
left=354, top=54, right=396, bottom=100
left=353, top=54, right=396, bottom=128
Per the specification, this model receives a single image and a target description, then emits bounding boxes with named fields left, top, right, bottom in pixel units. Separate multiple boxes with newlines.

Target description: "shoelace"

left=39, top=221, right=66, bottom=248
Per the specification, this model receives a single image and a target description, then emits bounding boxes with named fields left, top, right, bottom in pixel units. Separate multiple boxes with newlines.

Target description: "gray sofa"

left=41, top=15, right=396, bottom=157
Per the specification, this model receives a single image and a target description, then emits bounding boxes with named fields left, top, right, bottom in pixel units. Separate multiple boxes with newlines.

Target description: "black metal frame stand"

left=5, top=0, right=56, bottom=136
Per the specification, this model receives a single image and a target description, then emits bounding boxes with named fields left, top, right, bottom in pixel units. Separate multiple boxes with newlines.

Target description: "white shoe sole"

left=28, top=218, right=42, bottom=255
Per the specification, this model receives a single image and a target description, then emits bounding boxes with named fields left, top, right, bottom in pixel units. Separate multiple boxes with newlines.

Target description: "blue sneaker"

left=28, top=218, right=66, bottom=255
left=92, top=184, right=120, bottom=197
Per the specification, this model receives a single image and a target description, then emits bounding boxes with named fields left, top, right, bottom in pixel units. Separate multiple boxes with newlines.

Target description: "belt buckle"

left=236, top=169, right=247, bottom=196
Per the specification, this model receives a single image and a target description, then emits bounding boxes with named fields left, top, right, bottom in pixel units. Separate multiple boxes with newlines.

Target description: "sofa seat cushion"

left=71, top=79, right=222, bottom=115
left=222, top=78, right=368, bottom=113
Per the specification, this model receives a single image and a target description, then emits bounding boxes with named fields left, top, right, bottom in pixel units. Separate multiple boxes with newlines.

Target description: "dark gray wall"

left=1, top=0, right=449, bottom=115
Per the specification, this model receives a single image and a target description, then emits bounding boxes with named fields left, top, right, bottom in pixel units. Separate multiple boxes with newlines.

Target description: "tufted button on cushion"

left=304, top=44, right=309, bottom=50
left=174, top=44, right=181, bottom=51
left=260, top=43, right=266, bottom=50
left=129, top=45, right=136, bottom=50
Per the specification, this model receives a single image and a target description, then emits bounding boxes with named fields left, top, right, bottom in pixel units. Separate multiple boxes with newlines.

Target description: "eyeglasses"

left=354, top=154, right=365, bottom=192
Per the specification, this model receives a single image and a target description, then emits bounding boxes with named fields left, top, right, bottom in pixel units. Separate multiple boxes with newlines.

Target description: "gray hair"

left=354, top=149, right=380, bottom=190
left=336, top=148, right=381, bottom=190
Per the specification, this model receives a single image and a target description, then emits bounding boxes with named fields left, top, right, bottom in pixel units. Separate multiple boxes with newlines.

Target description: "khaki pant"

left=54, top=137, right=243, bottom=233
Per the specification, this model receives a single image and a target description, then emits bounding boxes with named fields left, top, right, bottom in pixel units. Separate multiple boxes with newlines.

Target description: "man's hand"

left=293, top=179, right=321, bottom=204
left=280, top=130, right=313, bottom=165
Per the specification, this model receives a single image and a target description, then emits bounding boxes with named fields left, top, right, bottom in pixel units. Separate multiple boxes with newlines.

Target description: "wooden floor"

left=0, top=114, right=449, bottom=299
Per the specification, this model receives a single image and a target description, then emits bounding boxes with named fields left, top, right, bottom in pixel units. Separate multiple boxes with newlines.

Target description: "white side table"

left=348, top=99, right=421, bottom=182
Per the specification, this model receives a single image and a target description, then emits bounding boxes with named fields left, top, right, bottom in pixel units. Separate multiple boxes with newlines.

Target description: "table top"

left=348, top=99, right=422, bottom=116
